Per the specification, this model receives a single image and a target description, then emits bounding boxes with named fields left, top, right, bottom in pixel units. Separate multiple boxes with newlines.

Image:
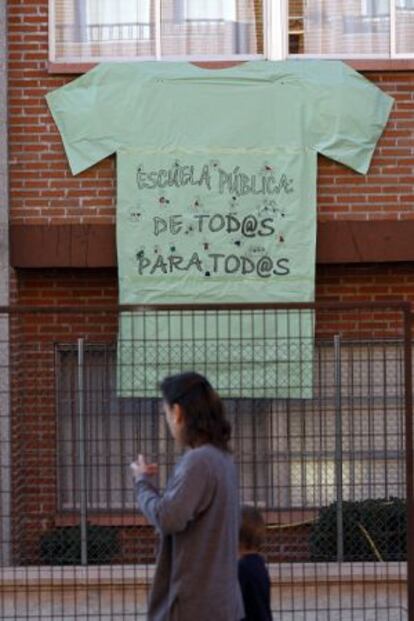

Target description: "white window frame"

left=281, top=0, right=414, bottom=61
left=49, top=0, right=265, bottom=64
left=49, top=0, right=414, bottom=64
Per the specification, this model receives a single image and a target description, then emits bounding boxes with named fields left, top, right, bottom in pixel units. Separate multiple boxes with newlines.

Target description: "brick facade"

left=6, top=0, right=414, bottom=567
left=7, top=0, right=414, bottom=226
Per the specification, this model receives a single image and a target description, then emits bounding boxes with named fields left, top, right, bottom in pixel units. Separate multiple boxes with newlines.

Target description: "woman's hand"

left=130, top=454, right=159, bottom=480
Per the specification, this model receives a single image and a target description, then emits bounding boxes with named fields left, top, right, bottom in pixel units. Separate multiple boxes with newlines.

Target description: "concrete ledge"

left=0, top=562, right=406, bottom=589
left=10, top=221, right=414, bottom=268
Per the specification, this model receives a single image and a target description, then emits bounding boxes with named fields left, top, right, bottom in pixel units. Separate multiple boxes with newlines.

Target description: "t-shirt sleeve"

left=308, top=61, right=394, bottom=174
left=46, top=63, right=128, bottom=175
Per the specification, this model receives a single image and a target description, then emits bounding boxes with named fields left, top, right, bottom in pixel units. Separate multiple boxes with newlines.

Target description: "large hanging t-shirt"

left=46, top=61, right=393, bottom=398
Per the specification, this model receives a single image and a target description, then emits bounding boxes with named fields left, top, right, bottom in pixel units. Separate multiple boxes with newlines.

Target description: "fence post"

left=77, top=337, right=88, bottom=565
left=334, top=334, right=344, bottom=563
left=0, top=314, right=11, bottom=566
left=403, top=308, right=414, bottom=620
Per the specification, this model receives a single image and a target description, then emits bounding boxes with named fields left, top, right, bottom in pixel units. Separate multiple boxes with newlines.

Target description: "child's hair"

left=160, top=372, right=231, bottom=451
left=239, top=505, right=266, bottom=551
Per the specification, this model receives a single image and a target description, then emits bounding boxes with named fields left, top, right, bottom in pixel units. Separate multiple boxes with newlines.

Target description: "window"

left=57, top=340, right=405, bottom=512
left=395, top=0, right=414, bottom=53
left=361, top=0, right=390, bottom=17
left=51, top=0, right=262, bottom=62
left=288, top=0, right=414, bottom=58
left=56, top=344, right=273, bottom=511
left=57, top=345, right=151, bottom=510
left=50, top=0, right=414, bottom=63
left=396, top=0, right=414, bottom=7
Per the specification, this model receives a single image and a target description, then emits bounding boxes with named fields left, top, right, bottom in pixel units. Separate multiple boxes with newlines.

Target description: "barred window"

left=56, top=340, right=405, bottom=513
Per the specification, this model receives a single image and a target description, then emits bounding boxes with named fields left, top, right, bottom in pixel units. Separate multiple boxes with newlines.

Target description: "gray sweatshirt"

left=135, top=444, right=244, bottom=621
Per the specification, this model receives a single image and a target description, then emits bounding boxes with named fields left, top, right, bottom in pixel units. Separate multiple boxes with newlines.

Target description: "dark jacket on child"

left=238, top=552, right=272, bottom=621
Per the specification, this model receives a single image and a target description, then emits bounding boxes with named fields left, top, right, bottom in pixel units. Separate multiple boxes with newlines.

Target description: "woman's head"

left=160, top=372, right=231, bottom=451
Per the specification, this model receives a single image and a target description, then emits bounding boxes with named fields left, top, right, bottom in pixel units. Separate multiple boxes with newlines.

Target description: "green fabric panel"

left=116, top=148, right=315, bottom=397
left=46, top=60, right=393, bottom=176
left=117, top=310, right=314, bottom=399
left=45, top=61, right=393, bottom=398
left=117, top=149, right=316, bottom=303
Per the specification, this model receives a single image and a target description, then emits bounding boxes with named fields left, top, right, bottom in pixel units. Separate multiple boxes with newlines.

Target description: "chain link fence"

left=0, top=302, right=412, bottom=620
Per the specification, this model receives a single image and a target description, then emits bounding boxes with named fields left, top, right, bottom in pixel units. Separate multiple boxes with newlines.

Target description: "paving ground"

left=0, top=585, right=407, bottom=620
left=0, top=563, right=407, bottom=620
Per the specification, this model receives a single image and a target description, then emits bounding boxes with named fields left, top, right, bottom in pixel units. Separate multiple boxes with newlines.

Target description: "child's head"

left=239, top=505, right=266, bottom=554
left=160, top=372, right=231, bottom=451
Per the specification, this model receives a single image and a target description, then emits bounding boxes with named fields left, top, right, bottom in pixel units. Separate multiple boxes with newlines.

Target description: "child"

left=130, top=372, right=244, bottom=621
left=238, top=505, right=272, bottom=621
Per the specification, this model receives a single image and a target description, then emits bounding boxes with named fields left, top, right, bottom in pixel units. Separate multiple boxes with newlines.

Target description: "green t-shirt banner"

left=117, top=147, right=315, bottom=397
left=118, top=148, right=314, bottom=303
left=46, top=61, right=393, bottom=397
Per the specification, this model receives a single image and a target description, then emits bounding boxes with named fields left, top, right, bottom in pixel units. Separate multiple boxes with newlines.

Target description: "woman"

left=130, top=372, right=244, bottom=621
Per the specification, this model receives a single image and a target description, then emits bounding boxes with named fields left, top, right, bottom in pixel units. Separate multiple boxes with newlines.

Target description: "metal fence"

left=0, top=302, right=412, bottom=620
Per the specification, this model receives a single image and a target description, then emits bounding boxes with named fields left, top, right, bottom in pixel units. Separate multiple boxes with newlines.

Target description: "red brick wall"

left=7, top=2, right=414, bottom=225
left=318, top=74, right=414, bottom=221
left=7, top=0, right=414, bottom=567
left=14, top=269, right=118, bottom=307
left=8, top=0, right=115, bottom=226
left=12, top=263, right=414, bottom=305
left=12, top=264, right=414, bottom=349
left=317, top=263, right=414, bottom=301
left=10, top=270, right=118, bottom=564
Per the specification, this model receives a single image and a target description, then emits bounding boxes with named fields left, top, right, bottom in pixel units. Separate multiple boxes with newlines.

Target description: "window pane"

left=396, top=0, right=414, bottom=54
left=54, top=0, right=156, bottom=61
left=282, top=339, right=405, bottom=508
left=291, top=458, right=403, bottom=506
left=288, top=0, right=390, bottom=56
left=57, top=346, right=163, bottom=511
left=160, top=0, right=262, bottom=57
left=52, top=0, right=263, bottom=62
